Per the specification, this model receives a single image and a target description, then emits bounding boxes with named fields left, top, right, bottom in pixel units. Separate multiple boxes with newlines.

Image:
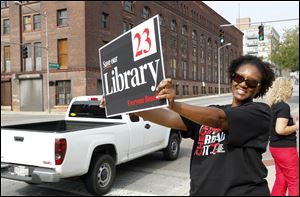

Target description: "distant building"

left=236, top=17, right=281, bottom=75
left=1, top=1, right=243, bottom=112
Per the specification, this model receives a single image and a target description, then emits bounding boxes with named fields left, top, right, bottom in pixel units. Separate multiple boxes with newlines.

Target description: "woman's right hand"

left=100, top=96, right=106, bottom=108
left=156, top=78, right=176, bottom=109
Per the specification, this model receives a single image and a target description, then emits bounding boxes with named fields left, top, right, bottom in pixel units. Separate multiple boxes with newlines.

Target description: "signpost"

left=99, top=15, right=167, bottom=117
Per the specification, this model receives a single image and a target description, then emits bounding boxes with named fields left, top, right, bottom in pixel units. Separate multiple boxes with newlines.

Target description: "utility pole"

left=218, top=43, right=231, bottom=96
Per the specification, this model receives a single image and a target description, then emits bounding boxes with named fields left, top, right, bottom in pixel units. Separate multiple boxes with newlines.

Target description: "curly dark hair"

left=228, top=55, right=275, bottom=98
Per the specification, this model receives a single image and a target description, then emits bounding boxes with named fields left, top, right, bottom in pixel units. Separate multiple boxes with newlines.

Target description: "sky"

left=203, top=1, right=299, bottom=40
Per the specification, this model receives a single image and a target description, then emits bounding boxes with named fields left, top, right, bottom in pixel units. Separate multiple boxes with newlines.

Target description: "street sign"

left=49, top=63, right=60, bottom=69
left=99, top=15, right=167, bottom=117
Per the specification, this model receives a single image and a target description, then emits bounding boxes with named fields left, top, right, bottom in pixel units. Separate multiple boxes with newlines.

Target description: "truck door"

left=142, top=119, right=168, bottom=149
left=127, top=114, right=148, bottom=157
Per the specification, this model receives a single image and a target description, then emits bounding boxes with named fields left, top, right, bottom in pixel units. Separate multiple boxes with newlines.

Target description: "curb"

left=1, top=111, right=65, bottom=115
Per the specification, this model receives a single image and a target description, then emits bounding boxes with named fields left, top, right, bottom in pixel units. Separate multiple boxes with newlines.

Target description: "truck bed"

left=1, top=120, right=122, bottom=133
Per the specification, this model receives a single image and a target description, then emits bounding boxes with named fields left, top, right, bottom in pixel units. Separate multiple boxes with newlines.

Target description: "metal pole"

left=218, top=43, right=231, bottom=96
left=45, top=13, right=50, bottom=114
left=218, top=47, right=221, bottom=96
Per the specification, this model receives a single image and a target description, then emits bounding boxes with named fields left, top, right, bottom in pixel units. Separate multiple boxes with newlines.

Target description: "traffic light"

left=23, top=46, right=28, bottom=58
left=219, top=29, right=225, bottom=45
left=258, top=25, right=264, bottom=41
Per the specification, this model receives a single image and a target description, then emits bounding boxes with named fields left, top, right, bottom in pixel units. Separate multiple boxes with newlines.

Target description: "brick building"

left=1, top=1, right=243, bottom=112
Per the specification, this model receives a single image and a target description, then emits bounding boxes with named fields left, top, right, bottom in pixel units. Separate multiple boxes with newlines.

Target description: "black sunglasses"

left=232, top=73, right=260, bottom=88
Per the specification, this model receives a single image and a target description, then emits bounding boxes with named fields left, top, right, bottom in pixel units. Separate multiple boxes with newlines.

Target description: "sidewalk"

left=264, top=159, right=276, bottom=191
left=1, top=110, right=65, bottom=115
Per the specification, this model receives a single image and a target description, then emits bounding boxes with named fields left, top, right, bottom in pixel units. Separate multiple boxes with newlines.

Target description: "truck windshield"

left=69, top=101, right=122, bottom=119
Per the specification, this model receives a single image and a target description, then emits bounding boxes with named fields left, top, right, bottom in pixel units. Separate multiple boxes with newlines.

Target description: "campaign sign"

left=99, top=15, right=167, bottom=117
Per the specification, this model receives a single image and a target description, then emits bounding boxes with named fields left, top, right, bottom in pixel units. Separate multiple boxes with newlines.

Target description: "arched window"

left=192, top=30, right=197, bottom=40
left=159, top=14, right=164, bottom=26
left=182, top=25, right=188, bottom=35
left=170, top=19, right=177, bottom=32
left=142, top=6, right=151, bottom=19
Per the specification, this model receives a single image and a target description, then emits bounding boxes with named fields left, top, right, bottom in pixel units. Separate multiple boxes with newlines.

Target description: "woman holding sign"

left=101, top=55, right=275, bottom=196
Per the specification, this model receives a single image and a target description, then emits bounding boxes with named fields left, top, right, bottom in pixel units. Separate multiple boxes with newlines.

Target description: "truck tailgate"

left=1, top=129, right=56, bottom=168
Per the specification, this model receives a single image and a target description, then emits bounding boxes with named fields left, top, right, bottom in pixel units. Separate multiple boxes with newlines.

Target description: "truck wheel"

left=163, top=132, right=180, bottom=161
left=84, top=154, right=116, bottom=196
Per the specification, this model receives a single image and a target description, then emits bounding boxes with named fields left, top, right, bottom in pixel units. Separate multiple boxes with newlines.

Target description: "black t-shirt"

left=180, top=102, right=272, bottom=196
left=269, top=101, right=296, bottom=147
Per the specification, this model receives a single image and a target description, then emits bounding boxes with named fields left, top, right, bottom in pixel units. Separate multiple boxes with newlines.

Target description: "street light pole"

left=14, top=1, right=50, bottom=113
left=45, top=12, right=50, bottom=114
left=218, top=43, right=231, bottom=96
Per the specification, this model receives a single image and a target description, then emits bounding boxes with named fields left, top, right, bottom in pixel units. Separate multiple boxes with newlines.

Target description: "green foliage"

left=271, top=26, right=299, bottom=71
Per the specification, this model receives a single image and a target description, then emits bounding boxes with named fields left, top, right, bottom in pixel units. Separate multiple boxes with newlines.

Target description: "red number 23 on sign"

left=134, top=28, right=151, bottom=57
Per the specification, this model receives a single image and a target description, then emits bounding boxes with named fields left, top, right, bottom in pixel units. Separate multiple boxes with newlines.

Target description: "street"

left=1, top=85, right=298, bottom=196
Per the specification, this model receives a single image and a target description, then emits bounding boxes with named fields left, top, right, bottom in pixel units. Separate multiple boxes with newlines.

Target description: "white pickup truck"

left=1, top=96, right=181, bottom=195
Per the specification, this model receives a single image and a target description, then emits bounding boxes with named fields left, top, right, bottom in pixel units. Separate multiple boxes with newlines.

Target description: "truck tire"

left=163, top=132, right=180, bottom=161
left=84, top=154, right=116, bottom=196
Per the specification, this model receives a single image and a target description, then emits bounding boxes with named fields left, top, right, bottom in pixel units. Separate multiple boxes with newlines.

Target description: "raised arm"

left=100, top=96, right=188, bottom=131
left=156, top=78, right=228, bottom=130
left=135, top=108, right=187, bottom=131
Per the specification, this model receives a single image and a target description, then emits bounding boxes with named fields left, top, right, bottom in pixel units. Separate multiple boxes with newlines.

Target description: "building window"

left=182, top=61, right=187, bottom=80
left=33, top=14, right=41, bottom=31
left=58, top=39, right=68, bottom=69
left=159, top=14, right=164, bottom=26
left=123, top=1, right=134, bottom=13
left=170, top=58, right=176, bottom=78
left=181, top=40, right=187, bottom=55
left=193, top=63, right=197, bottom=80
left=23, top=16, right=32, bottom=32
left=56, top=80, right=71, bottom=105
left=201, top=86, right=206, bottom=94
left=182, top=25, right=187, bottom=35
left=192, top=46, right=197, bottom=57
left=34, top=42, right=42, bottom=71
left=182, top=85, right=189, bottom=96
left=142, top=6, right=151, bottom=19
left=193, top=86, right=198, bottom=95
left=123, top=21, right=133, bottom=33
left=170, top=19, right=177, bottom=32
left=192, top=30, right=197, bottom=40
left=1, top=1, right=8, bottom=8
left=4, top=46, right=10, bottom=73
left=3, top=19, right=10, bottom=34
left=201, top=66, right=205, bottom=82
left=57, top=9, right=68, bottom=26
left=24, top=44, right=32, bottom=71
left=175, top=84, right=179, bottom=95
left=170, top=36, right=177, bottom=50
left=101, top=12, right=109, bottom=29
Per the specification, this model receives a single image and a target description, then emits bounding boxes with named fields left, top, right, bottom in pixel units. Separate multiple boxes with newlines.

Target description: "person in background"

left=266, top=77, right=299, bottom=196
left=101, top=55, right=275, bottom=195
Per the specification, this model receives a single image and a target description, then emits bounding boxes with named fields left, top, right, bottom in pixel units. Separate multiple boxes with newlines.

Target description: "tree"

left=271, top=26, right=299, bottom=71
